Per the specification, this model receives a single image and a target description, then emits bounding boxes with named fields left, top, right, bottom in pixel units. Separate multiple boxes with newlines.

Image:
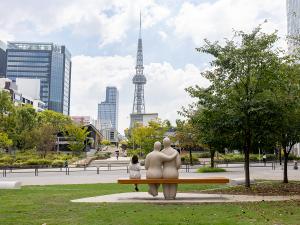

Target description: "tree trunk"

left=283, top=150, right=289, bottom=183
left=189, top=147, right=193, bottom=166
left=244, top=136, right=251, bottom=188
left=210, top=149, right=215, bottom=168
left=279, top=148, right=282, bottom=165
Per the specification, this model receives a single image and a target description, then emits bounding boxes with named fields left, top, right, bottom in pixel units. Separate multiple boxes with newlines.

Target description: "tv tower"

left=132, top=12, right=146, bottom=114
left=130, top=13, right=158, bottom=128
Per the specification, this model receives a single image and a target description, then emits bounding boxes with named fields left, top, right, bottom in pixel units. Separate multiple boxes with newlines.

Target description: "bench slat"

left=118, top=177, right=229, bottom=184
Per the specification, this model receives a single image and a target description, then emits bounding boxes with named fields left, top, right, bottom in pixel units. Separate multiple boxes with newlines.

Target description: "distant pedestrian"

left=262, top=153, right=267, bottom=166
left=115, top=150, right=119, bottom=160
left=129, top=155, right=141, bottom=191
left=294, top=161, right=298, bottom=170
left=64, top=159, right=68, bottom=168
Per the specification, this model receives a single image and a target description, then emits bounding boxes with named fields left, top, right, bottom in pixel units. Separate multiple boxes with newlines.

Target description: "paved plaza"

left=1, top=163, right=299, bottom=186
left=71, top=192, right=300, bottom=203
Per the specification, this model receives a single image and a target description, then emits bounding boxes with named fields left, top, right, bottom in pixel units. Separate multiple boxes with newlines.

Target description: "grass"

left=0, top=183, right=299, bottom=225
left=202, top=181, right=300, bottom=196
left=197, top=166, right=226, bottom=173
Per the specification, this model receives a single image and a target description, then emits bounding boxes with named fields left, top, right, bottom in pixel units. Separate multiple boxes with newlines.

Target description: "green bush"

left=181, top=154, right=199, bottom=164
left=127, top=149, right=144, bottom=157
left=51, top=160, right=64, bottom=167
left=26, top=159, right=52, bottom=166
left=197, top=166, right=226, bottom=173
left=96, top=152, right=111, bottom=160
left=0, top=162, right=10, bottom=167
left=0, top=155, right=14, bottom=164
left=197, top=152, right=211, bottom=158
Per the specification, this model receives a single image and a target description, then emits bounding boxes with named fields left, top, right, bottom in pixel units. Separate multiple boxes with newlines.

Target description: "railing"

left=0, top=161, right=294, bottom=177
left=1, top=163, right=192, bottom=177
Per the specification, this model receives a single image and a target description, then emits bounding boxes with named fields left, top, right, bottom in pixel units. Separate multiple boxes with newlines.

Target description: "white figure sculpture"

left=161, top=137, right=181, bottom=200
left=145, top=141, right=177, bottom=197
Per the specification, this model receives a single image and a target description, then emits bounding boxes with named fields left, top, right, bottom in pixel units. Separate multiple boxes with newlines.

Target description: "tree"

left=65, top=124, right=89, bottom=155
left=273, top=62, right=300, bottom=183
left=186, top=26, right=283, bottom=187
left=101, top=139, right=111, bottom=146
left=130, top=120, right=168, bottom=154
left=37, top=110, right=72, bottom=132
left=0, top=91, right=15, bottom=133
left=24, top=124, right=57, bottom=157
left=0, top=90, right=14, bottom=118
left=12, top=105, right=38, bottom=149
left=0, top=132, right=13, bottom=151
left=174, top=119, right=201, bottom=165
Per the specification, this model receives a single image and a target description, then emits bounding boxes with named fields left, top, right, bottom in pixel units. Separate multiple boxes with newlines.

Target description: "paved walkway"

left=1, top=165, right=299, bottom=186
left=71, top=192, right=300, bottom=203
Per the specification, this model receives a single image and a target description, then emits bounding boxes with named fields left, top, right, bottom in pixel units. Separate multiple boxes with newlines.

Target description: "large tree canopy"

left=184, top=26, right=300, bottom=186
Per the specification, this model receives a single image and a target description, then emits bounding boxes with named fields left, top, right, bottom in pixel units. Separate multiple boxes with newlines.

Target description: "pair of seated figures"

left=145, top=137, right=181, bottom=200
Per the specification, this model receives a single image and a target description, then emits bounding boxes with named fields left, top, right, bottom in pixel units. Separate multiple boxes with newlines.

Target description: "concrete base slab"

left=71, top=192, right=300, bottom=204
left=0, top=181, right=21, bottom=189
left=230, top=178, right=255, bottom=185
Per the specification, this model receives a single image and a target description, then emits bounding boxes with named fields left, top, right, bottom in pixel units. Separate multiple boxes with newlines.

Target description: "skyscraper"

left=0, top=41, right=6, bottom=78
left=287, top=0, right=300, bottom=52
left=287, top=0, right=300, bottom=157
left=98, top=86, right=119, bottom=130
left=5, top=42, right=71, bottom=115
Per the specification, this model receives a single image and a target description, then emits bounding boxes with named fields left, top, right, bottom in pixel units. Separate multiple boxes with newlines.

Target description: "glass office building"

left=0, top=41, right=6, bottom=77
left=287, top=0, right=300, bottom=53
left=98, top=87, right=119, bottom=130
left=5, top=42, right=71, bottom=115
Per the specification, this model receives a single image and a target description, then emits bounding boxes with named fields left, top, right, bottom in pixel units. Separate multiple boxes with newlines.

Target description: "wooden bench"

left=118, top=177, right=230, bottom=184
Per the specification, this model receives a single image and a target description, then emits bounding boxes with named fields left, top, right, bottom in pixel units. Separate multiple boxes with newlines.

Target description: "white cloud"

left=170, top=0, right=286, bottom=46
left=158, top=30, right=168, bottom=41
left=70, top=55, right=209, bottom=134
left=0, top=31, right=14, bottom=43
left=0, top=0, right=170, bottom=46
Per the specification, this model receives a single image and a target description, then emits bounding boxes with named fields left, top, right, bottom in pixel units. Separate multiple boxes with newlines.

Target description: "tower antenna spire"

left=139, top=11, right=142, bottom=38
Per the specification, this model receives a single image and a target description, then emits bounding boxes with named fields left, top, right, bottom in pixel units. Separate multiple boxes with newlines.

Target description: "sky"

left=0, top=0, right=287, bottom=134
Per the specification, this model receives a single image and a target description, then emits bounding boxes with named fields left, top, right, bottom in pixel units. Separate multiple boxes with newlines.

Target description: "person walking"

left=129, top=155, right=141, bottom=191
left=262, top=153, right=267, bottom=166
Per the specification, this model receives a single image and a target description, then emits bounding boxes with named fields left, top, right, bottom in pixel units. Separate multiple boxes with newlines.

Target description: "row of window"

left=7, top=57, right=50, bottom=62
left=7, top=61, right=50, bottom=66
left=6, top=71, right=49, bottom=76
left=7, top=51, right=50, bottom=57
left=7, top=67, right=50, bottom=72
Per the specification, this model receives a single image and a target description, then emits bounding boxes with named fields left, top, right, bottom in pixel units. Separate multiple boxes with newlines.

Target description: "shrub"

left=0, top=162, right=10, bottom=167
left=51, top=160, right=64, bottom=167
left=0, top=155, right=14, bottom=164
left=96, top=152, right=111, bottom=160
left=181, top=154, right=199, bottom=164
left=127, top=149, right=144, bottom=157
left=197, top=166, right=226, bottom=173
left=197, top=152, right=211, bottom=158
left=26, top=159, right=52, bottom=166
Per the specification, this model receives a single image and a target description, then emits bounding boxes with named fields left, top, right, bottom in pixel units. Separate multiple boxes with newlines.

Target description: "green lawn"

left=0, top=183, right=299, bottom=225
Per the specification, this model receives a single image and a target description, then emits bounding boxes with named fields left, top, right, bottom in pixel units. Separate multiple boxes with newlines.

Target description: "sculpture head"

left=163, top=137, right=171, bottom=148
left=154, top=141, right=161, bottom=151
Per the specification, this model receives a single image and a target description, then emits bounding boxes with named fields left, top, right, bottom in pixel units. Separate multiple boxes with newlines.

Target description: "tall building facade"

left=287, top=0, right=300, bottom=52
left=0, top=41, right=6, bottom=77
left=287, top=0, right=300, bottom=156
left=5, top=42, right=71, bottom=115
left=98, top=86, right=119, bottom=144
left=98, top=86, right=119, bottom=130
